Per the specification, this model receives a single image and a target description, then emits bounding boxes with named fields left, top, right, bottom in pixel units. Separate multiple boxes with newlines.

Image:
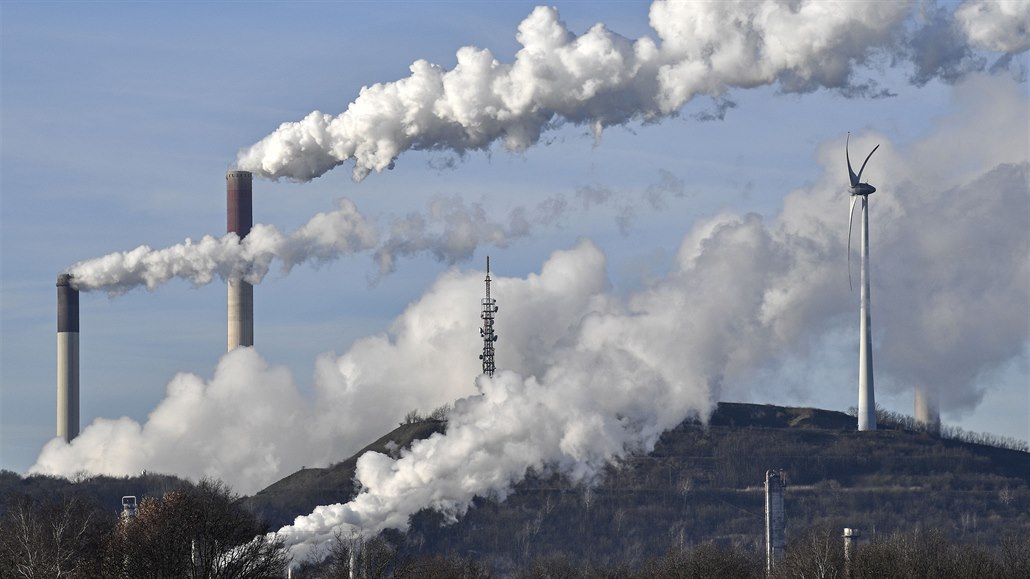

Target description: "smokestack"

left=227, top=171, right=253, bottom=351
left=914, top=386, right=941, bottom=434
left=56, top=273, right=80, bottom=442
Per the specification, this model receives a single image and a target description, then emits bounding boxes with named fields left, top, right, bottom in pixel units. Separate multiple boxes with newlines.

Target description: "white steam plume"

left=372, top=196, right=530, bottom=276
left=371, top=170, right=687, bottom=275
left=33, top=242, right=615, bottom=493
left=67, top=199, right=378, bottom=295
left=235, top=1, right=1027, bottom=183
left=65, top=175, right=682, bottom=293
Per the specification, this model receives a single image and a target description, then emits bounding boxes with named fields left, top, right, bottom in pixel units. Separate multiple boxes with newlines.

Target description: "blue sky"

left=2, top=0, right=1027, bottom=490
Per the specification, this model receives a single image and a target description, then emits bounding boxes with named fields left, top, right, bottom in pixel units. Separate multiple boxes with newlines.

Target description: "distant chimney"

left=765, top=469, right=786, bottom=573
left=56, top=273, right=80, bottom=442
left=914, top=386, right=940, bottom=434
left=226, top=171, right=253, bottom=351
left=843, top=527, right=860, bottom=575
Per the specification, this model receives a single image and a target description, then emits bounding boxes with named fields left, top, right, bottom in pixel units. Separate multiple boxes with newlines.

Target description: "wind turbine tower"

left=479, top=256, right=499, bottom=377
left=847, top=133, right=880, bottom=432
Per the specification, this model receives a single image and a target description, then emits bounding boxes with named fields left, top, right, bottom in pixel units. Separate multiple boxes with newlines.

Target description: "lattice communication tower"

left=479, top=256, right=498, bottom=376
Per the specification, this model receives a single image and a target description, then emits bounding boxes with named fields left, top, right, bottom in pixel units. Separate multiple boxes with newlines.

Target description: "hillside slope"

left=242, top=419, right=446, bottom=526
left=247, top=402, right=1030, bottom=569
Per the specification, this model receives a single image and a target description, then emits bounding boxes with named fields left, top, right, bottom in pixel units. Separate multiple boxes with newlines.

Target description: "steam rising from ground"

left=237, top=0, right=1027, bottom=182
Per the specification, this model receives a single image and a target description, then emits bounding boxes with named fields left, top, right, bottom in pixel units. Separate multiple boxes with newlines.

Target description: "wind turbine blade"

left=856, top=144, right=880, bottom=183
left=848, top=195, right=858, bottom=291
left=847, top=132, right=858, bottom=187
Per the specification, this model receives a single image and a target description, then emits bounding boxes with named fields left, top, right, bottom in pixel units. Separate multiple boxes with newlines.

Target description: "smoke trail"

left=372, top=196, right=530, bottom=276
left=67, top=199, right=378, bottom=295
left=66, top=170, right=682, bottom=293
left=371, top=170, right=687, bottom=275
left=235, top=1, right=1026, bottom=183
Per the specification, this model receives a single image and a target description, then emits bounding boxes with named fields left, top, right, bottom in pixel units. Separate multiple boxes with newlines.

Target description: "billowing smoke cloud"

left=236, top=1, right=1026, bottom=183
left=67, top=199, right=378, bottom=295
left=34, top=242, right=615, bottom=493
left=32, top=349, right=310, bottom=488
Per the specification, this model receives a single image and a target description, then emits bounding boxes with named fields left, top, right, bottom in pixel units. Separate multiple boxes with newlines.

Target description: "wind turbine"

left=847, top=133, right=879, bottom=432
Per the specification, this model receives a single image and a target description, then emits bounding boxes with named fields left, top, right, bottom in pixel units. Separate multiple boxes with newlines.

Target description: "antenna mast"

left=479, top=256, right=498, bottom=377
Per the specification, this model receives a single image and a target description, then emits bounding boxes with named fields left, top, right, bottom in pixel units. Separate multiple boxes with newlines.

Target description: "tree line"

left=4, top=478, right=1027, bottom=579
left=0, top=479, right=287, bottom=578
left=290, top=526, right=1030, bottom=578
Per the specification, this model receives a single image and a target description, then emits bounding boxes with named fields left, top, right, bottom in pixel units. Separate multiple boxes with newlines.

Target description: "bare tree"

left=0, top=492, right=114, bottom=579
left=393, top=553, right=490, bottom=579
left=1000, top=535, right=1030, bottom=579
left=640, top=544, right=760, bottom=579
left=299, top=531, right=400, bottom=579
left=770, top=526, right=845, bottom=579
left=111, top=478, right=288, bottom=578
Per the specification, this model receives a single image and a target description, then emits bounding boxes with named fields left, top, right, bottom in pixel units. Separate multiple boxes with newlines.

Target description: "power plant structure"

left=227, top=170, right=254, bottom=351
left=843, top=527, right=860, bottom=575
left=56, top=273, right=80, bottom=442
left=55, top=171, right=256, bottom=442
left=846, top=133, right=880, bottom=432
left=764, top=469, right=786, bottom=573
left=479, top=256, right=498, bottom=377
left=121, top=496, right=137, bottom=520
left=914, top=386, right=941, bottom=433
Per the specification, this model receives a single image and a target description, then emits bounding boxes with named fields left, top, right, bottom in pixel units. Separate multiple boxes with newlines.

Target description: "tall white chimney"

left=226, top=171, right=254, bottom=351
left=56, top=273, right=80, bottom=442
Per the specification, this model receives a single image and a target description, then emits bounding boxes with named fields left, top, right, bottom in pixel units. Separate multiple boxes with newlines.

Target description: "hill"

left=246, top=402, right=1030, bottom=571
left=242, top=419, right=446, bottom=526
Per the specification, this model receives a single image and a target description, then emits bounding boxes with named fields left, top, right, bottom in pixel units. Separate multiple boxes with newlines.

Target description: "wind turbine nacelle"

left=850, top=184, right=876, bottom=196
